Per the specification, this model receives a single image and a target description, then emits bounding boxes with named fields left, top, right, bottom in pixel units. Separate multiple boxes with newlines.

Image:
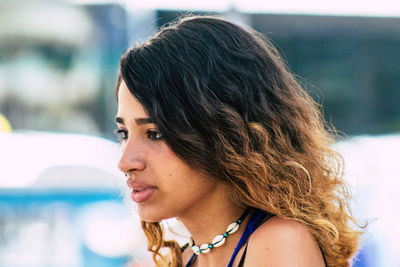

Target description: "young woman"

left=114, top=15, right=361, bottom=267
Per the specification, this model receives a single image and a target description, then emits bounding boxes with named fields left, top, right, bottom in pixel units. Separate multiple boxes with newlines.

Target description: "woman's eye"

left=147, top=130, right=163, bottom=141
left=114, top=129, right=128, bottom=142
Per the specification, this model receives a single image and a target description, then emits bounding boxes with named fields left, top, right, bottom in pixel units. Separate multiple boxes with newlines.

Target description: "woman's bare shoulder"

left=245, top=216, right=326, bottom=267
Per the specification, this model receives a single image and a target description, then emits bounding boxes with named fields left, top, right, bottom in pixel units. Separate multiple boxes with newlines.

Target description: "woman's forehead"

left=116, top=81, right=148, bottom=122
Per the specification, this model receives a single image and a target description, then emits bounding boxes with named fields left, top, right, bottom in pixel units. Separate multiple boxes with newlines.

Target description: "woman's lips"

left=127, top=180, right=157, bottom=203
left=131, top=187, right=157, bottom=203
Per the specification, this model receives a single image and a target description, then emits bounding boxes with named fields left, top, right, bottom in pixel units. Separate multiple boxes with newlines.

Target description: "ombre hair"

left=116, top=15, right=361, bottom=267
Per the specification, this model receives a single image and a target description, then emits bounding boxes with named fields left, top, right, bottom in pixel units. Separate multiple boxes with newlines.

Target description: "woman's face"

left=116, top=81, right=221, bottom=222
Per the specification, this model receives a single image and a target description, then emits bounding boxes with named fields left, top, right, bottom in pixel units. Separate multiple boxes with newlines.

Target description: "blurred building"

left=0, top=0, right=126, bottom=138
left=0, top=1, right=399, bottom=137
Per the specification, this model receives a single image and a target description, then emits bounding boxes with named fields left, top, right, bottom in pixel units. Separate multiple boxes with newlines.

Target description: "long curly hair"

left=116, top=15, right=361, bottom=267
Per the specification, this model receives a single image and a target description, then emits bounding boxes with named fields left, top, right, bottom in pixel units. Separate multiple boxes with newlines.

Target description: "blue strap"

left=185, top=252, right=197, bottom=267
left=227, top=209, right=272, bottom=267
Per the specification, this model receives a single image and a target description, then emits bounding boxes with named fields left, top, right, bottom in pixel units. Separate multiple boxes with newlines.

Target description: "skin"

left=117, top=81, right=325, bottom=267
left=241, top=217, right=326, bottom=267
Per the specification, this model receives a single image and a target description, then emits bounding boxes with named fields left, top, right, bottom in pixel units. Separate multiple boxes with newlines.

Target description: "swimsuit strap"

left=185, top=252, right=197, bottom=267
left=227, top=208, right=274, bottom=267
left=237, top=243, right=248, bottom=267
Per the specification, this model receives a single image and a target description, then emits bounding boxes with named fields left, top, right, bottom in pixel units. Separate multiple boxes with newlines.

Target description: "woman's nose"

left=118, top=140, right=146, bottom=175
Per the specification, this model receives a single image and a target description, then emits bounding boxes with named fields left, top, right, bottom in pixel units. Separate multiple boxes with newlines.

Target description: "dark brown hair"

left=116, top=15, right=361, bottom=267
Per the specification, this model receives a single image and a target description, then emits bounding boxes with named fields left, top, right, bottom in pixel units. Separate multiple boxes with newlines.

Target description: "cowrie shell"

left=192, top=245, right=200, bottom=255
left=212, top=235, right=226, bottom=247
left=200, top=243, right=210, bottom=253
left=226, top=222, right=239, bottom=234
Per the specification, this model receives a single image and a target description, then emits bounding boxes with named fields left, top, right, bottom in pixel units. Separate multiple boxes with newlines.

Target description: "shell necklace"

left=190, top=208, right=251, bottom=255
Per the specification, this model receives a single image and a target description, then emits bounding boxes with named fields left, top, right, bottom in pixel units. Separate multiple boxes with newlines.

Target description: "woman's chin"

left=137, top=207, right=171, bottom=223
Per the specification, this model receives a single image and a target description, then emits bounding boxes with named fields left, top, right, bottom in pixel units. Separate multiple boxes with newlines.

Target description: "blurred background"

left=0, top=0, right=399, bottom=266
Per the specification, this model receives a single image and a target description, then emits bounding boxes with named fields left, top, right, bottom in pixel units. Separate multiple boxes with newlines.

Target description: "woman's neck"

left=176, top=184, right=249, bottom=266
left=181, top=206, right=245, bottom=244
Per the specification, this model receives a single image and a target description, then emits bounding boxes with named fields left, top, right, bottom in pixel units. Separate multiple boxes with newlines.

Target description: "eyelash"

left=113, top=128, right=163, bottom=142
left=114, top=129, right=128, bottom=142
left=147, top=130, right=163, bottom=141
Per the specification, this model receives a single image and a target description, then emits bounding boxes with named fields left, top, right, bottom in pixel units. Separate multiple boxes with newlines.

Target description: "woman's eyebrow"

left=115, top=116, right=154, bottom=125
left=135, top=118, right=154, bottom=125
left=115, top=117, right=124, bottom=124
